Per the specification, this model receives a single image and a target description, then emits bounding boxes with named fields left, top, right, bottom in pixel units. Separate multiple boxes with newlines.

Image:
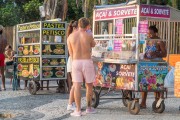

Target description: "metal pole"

left=84, top=0, right=88, bottom=18
left=147, top=0, right=150, bottom=4
left=101, top=0, right=108, bottom=34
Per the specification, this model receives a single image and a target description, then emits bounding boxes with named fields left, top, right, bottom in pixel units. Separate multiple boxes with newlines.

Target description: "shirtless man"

left=67, top=18, right=96, bottom=117
left=0, top=25, right=7, bottom=91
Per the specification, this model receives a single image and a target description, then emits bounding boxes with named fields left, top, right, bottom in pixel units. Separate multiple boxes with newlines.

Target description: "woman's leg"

left=140, top=92, right=147, bottom=108
left=68, top=72, right=75, bottom=104
left=68, top=84, right=75, bottom=105
left=67, top=72, right=72, bottom=92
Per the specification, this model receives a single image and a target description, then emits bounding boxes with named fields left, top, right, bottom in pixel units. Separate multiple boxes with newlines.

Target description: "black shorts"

left=6, top=61, right=14, bottom=66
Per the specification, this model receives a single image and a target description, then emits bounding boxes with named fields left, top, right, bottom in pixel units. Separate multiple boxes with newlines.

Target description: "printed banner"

left=18, top=22, right=40, bottom=31
left=94, top=5, right=170, bottom=20
left=42, top=23, right=66, bottom=29
left=94, top=62, right=135, bottom=90
left=95, top=6, right=137, bottom=20
left=138, top=62, right=168, bottom=91
left=140, top=5, right=170, bottom=18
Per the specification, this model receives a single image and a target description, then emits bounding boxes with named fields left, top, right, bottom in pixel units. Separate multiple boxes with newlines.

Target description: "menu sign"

left=114, top=40, right=122, bottom=51
left=138, top=20, right=148, bottom=33
left=138, top=62, right=168, bottom=92
left=94, top=62, right=135, bottom=90
left=17, top=57, right=40, bottom=80
left=116, top=19, right=123, bottom=34
left=18, top=45, right=40, bottom=56
left=42, top=66, right=66, bottom=79
left=42, top=58, right=66, bottom=66
left=42, top=44, right=66, bottom=56
left=18, top=33, right=40, bottom=38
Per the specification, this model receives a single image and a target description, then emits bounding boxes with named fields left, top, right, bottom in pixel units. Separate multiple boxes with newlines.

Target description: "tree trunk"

left=44, top=0, right=68, bottom=21
left=172, top=0, right=177, bottom=8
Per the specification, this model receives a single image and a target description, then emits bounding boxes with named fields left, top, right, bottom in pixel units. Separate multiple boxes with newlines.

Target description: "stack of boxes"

left=174, top=62, right=180, bottom=97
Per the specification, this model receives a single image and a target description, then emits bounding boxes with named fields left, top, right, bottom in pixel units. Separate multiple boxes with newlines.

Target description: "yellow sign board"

left=18, top=23, right=40, bottom=31
left=43, top=23, right=65, bottom=29
left=42, top=30, right=66, bottom=36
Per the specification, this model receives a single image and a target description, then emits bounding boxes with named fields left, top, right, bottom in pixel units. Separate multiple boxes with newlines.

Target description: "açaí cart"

left=91, top=3, right=170, bottom=115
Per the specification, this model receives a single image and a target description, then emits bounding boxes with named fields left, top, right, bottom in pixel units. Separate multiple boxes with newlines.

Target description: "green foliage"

left=0, top=1, right=20, bottom=26
left=0, top=0, right=180, bottom=27
left=66, top=0, right=84, bottom=22
left=0, top=0, right=43, bottom=27
left=22, top=0, right=43, bottom=22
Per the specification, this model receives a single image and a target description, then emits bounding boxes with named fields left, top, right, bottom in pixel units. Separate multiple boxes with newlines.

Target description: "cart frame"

left=16, top=20, right=68, bottom=94
left=92, top=3, right=171, bottom=115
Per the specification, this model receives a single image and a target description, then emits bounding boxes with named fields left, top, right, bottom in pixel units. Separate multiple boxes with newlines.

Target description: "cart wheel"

left=152, top=100, right=165, bottom=113
left=128, top=100, right=140, bottom=115
left=29, top=81, right=37, bottom=95
left=35, top=81, right=40, bottom=91
left=122, top=90, right=132, bottom=107
left=92, top=90, right=99, bottom=108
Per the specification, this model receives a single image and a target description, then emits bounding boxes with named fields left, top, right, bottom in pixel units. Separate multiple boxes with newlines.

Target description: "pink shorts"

left=0, top=54, right=5, bottom=67
left=72, top=59, right=95, bottom=83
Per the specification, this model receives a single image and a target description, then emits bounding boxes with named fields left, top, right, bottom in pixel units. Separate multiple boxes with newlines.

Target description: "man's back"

left=0, top=35, right=7, bottom=54
left=68, top=30, right=93, bottom=60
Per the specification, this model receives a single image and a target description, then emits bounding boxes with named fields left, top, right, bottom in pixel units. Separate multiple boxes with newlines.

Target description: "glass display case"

left=16, top=21, right=68, bottom=81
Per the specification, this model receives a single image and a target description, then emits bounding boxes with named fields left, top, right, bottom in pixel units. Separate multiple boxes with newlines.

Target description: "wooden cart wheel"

left=29, top=81, right=37, bottom=95
left=35, top=81, right=40, bottom=91
left=92, top=90, right=99, bottom=108
left=152, top=100, right=165, bottom=113
left=128, top=100, right=140, bottom=115
left=122, top=90, right=132, bottom=107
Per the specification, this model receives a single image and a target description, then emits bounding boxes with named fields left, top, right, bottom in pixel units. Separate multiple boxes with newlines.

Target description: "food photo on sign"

left=138, top=62, right=168, bottom=91
left=94, top=62, right=135, bottom=90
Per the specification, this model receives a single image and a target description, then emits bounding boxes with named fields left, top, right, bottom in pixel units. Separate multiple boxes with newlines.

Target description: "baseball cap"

left=0, top=25, right=4, bottom=31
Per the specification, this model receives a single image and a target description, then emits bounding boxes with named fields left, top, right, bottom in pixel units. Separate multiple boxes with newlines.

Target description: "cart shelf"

left=92, top=57, right=138, bottom=64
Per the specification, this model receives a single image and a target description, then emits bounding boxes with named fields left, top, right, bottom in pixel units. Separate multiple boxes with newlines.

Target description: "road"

left=0, top=79, right=180, bottom=120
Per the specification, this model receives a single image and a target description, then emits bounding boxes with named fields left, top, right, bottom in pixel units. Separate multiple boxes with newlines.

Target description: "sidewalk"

left=0, top=79, right=179, bottom=120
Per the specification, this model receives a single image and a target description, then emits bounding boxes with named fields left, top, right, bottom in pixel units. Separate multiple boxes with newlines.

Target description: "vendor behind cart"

left=140, top=25, right=167, bottom=108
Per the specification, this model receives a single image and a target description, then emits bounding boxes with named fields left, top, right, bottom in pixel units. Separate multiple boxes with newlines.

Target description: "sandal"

left=1, top=88, right=6, bottom=91
left=70, top=110, right=82, bottom=117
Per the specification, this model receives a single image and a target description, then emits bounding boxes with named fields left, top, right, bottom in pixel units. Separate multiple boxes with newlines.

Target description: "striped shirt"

left=0, top=35, right=7, bottom=54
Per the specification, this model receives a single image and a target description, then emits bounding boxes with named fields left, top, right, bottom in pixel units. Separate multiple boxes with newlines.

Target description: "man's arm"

left=89, top=35, right=96, bottom=47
